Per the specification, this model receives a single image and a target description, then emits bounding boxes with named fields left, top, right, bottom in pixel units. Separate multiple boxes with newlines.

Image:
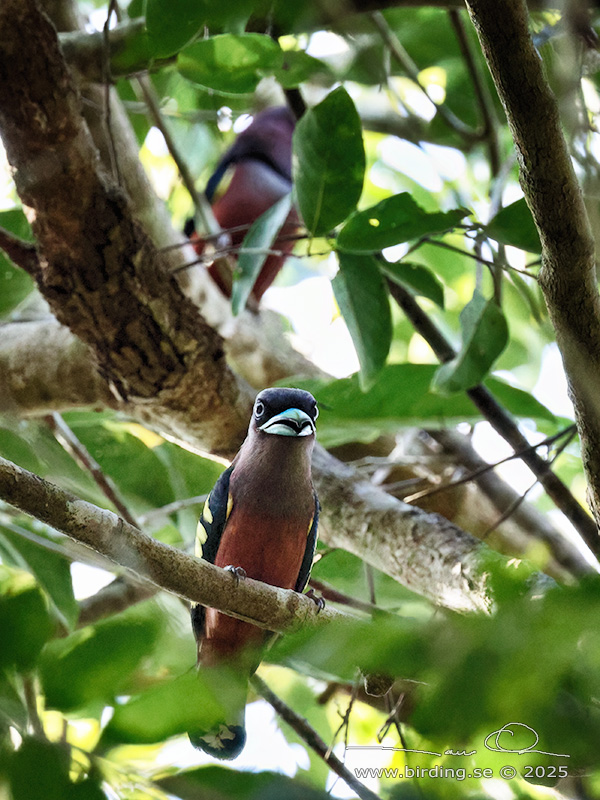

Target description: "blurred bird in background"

left=185, top=107, right=301, bottom=304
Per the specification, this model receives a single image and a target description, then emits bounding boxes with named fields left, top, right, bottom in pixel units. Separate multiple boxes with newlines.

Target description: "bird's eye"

left=313, top=403, right=319, bottom=420
left=255, top=401, right=265, bottom=418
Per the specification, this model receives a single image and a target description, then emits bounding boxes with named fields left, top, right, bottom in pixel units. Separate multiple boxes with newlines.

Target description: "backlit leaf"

left=332, top=253, right=392, bottom=391
left=178, top=34, right=282, bottom=94
left=337, top=193, right=467, bottom=253
left=293, top=87, right=365, bottom=236
left=432, top=291, right=509, bottom=393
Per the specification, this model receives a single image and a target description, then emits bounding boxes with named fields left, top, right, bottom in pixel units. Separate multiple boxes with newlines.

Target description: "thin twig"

left=102, top=0, right=121, bottom=184
left=365, top=563, right=376, bottom=606
left=448, top=8, right=500, bottom=174
left=426, top=428, right=593, bottom=577
left=135, top=74, right=218, bottom=236
left=402, top=425, right=577, bottom=503
left=308, top=578, right=389, bottom=617
left=23, top=675, right=45, bottom=738
left=378, top=691, right=408, bottom=748
left=482, top=425, right=578, bottom=538
left=370, top=10, right=479, bottom=141
left=326, top=677, right=360, bottom=760
left=427, top=238, right=538, bottom=279
left=138, top=494, right=208, bottom=525
left=0, top=226, right=40, bottom=278
left=386, top=280, right=599, bottom=555
left=251, top=674, right=383, bottom=800
left=134, top=75, right=251, bottom=300
left=46, top=413, right=139, bottom=528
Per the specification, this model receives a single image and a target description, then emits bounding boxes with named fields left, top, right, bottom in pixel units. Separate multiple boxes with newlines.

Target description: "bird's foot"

left=305, top=588, right=325, bottom=613
left=224, top=565, right=247, bottom=584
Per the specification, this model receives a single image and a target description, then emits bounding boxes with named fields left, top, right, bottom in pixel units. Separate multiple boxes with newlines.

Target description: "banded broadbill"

left=189, top=387, right=319, bottom=759
left=186, top=106, right=300, bottom=303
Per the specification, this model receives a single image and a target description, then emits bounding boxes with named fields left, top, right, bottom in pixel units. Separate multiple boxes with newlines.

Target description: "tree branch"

left=426, top=428, right=594, bottom=576
left=387, top=280, right=599, bottom=555
left=46, top=412, right=140, bottom=527
left=0, top=454, right=342, bottom=634
left=312, top=446, right=493, bottom=612
left=0, top=320, right=115, bottom=417
left=0, top=226, right=40, bottom=278
left=0, top=0, right=254, bottom=458
left=251, top=674, right=384, bottom=800
left=0, top=0, right=559, bottom=617
left=465, top=0, right=600, bottom=527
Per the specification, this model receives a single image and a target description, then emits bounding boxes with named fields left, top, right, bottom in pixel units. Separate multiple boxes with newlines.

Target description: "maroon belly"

left=200, top=508, right=311, bottom=665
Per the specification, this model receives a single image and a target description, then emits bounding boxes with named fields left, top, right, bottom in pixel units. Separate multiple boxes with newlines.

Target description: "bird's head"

left=250, top=387, right=318, bottom=439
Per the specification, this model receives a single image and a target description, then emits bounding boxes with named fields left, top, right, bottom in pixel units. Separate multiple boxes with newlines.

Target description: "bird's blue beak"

left=259, top=407, right=315, bottom=437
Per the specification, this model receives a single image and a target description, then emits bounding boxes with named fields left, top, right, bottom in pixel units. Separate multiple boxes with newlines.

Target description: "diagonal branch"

left=387, top=280, right=599, bottom=556
left=0, top=455, right=342, bottom=634
left=464, top=0, right=600, bottom=528
left=251, top=674, right=383, bottom=800
left=0, top=226, right=40, bottom=278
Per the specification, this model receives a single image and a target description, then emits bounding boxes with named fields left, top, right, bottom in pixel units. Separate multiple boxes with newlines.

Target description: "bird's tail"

left=187, top=661, right=250, bottom=760
left=188, top=712, right=246, bottom=760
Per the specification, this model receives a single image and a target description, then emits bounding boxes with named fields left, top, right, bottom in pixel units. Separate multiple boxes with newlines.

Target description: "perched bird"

left=186, top=106, right=300, bottom=303
left=189, top=387, right=319, bottom=759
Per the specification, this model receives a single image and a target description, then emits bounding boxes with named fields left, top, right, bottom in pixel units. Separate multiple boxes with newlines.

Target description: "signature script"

left=345, top=722, right=570, bottom=758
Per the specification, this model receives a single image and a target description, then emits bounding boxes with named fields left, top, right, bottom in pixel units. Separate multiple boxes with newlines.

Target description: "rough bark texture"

left=465, top=0, right=600, bottom=529
left=0, top=0, right=254, bottom=456
left=313, top=447, right=492, bottom=612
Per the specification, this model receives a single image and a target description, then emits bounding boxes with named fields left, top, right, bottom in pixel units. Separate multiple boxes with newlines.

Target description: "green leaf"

left=110, top=24, right=154, bottom=75
left=0, top=567, right=52, bottom=671
left=332, top=253, right=392, bottom=391
left=7, top=737, right=106, bottom=800
left=40, top=605, right=161, bottom=711
left=381, top=259, right=445, bottom=307
left=158, top=764, right=334, bottom=800
left=485, top=198, right=542, bottom=253
left=9, top=737, right=70, bottom=800
left=486, top=377, right=556, bottom=423
left=64, top=418, right=175, bottom=512
left=0, top=673, right=28, bottom=732
left=0, top=428, right=43, bottom=474
left=432, top=291, right=509, bottom=394
left=293, top=87, right=365, bottom=236
left=0, top=525, right=78, bottom=630
left=289, top=366, right=554, bottom=447
left=337, top=192, right=467, bottom=253
left=146, top=0, right=207, bottom=58
left=231, top=193, right=293, bottom=315
left=0, top=209, right=34, bottom=318
left=178, top=34, right=283, bottom=94
left=103, top=668, right=245, bottom=745
left=274, top=50, right=334, bottom=89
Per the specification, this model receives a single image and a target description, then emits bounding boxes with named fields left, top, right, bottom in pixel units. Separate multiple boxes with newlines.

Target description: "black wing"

left=294, top=493, right=320, bottom=593
left=190, top=465, right=234, bottom=644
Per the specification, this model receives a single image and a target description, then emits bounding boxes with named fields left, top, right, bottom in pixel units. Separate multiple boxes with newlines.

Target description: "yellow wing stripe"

left=196, top=520, right=208, bottom=557
left=202, top=497, right=213, bottom=525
